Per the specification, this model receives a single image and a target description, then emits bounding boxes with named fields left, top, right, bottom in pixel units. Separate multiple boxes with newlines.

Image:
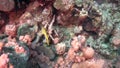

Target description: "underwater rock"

left=56, top=9, right=81, bottom=26
left=19, top=2, right=53, bottom=26
left=0, top=12, right=9, bottom=34
left=37, top=53, right=53, bottom=68
left=54, top=0, right=74, bottom=12
left=40, top=6, right=53, bottom=24
left=36, top=45, right=55, bottom=60
left=0, top=0, right=15, bottom=12
left=72, top=59, right=105, bottom=68
left=74, top=1, right=102, bottom=33
left=0, top=14, right=6, bottom=27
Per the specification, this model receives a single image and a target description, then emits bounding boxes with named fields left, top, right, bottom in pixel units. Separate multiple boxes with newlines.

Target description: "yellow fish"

left=41, top=27, right=49, bottom=45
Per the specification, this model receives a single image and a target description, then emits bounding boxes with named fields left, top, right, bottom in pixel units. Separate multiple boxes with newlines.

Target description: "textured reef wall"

left=0, top=0, right=120, bottom=68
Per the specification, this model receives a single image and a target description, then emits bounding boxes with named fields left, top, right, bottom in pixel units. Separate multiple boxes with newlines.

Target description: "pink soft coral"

left=5, top=24, right=17, bottom=37
left=19, top=35, right=32, bottom=45
left=0, top=54, right=9, bottom=68
left=5, top=38, right=19, bottom=47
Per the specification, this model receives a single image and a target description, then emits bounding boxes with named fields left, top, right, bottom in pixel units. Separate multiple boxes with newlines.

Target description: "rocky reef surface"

left=0, top=0, right=120, bottom=68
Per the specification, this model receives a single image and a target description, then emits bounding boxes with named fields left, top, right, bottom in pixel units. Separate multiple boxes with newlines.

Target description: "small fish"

left=41, top=27, right=49, bottom=45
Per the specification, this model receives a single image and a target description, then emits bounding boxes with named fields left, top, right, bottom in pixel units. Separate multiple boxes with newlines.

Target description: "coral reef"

left=0, top=0, right=120, bottom=68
